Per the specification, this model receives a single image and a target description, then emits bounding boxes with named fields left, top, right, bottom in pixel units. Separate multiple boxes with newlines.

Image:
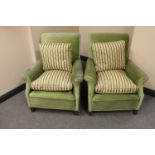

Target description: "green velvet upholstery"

left=23, top=33, right=83, bottom=112
left=84, top=33, right=148, bottom=112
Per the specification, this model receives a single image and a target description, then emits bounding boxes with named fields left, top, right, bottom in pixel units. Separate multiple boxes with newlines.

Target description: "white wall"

left=0, top=27, right=35, bottom=95
left=30, top=26, right=79, bottom=59
left=79, top=26, right=134, bottom=56
left=130, top=27, right=155, bottom=90
left=0, top=26, right=79, bottom=95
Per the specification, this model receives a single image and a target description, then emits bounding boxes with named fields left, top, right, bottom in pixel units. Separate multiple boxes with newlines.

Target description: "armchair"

left=23, top=33, right=83, bottom=114
left=84, top=33, right=148, bottom=114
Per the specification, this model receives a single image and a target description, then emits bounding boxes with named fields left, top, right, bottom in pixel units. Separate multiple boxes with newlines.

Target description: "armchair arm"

left=71, top=59, right=83, bottom=84
left=23, top=59, right=43, bottom=82
left=126, top=59, right=148, bottom=110
left=71, top=58, right=83, bottom=111
left=84, top=58, right=96, bottom=84
left=126, top=59, right=148, bottom=86
left=22, top=60, right=43, bottom=97
left=84, top=58, right=96, bottom=111
left=22, top=60, right=43, bottom=106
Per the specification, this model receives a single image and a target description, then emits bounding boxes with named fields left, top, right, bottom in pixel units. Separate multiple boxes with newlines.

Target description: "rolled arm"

left=84, top=58, right=96, bottom=112
left=71, top=59, right=83, bottom=111
left=22, top=60, right=43, bottom=106
left=84, top=58, right=96, bottom=84
left=22, top=59, right=43, bottom=93
left=23, top=59, right=43, bottom=82
left=72, top=59, right=83, bottom=84
left=126, top=59, right=148, bottom=86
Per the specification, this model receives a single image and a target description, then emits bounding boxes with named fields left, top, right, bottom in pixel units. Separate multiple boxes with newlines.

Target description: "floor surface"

left=0, top=91, right=155, bottom=129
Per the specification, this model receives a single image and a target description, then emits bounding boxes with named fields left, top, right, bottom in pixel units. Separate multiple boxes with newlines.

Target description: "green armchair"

left=84, top=33, right=148, bottom=114
left=23, top=33, right=83, bottom=114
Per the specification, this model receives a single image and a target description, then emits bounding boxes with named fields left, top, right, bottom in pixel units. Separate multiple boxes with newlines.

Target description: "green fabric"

left=84, top=58, right=96, bottom=84
left=92, top=100, right=139, bottom=111
left=85, top=33, right=148, bottom=112
left=29, top=97, right=75, bottom=111
left=41, top=33, right=80, bottom=62
left=71, top=58, right=83, bottom=111
left=84, top=58, right=96, bottom=112
left=88, top=33, right=129, bottom=64
left=126, top=59, right=149, bottom=109
left=72, top=59, right=83, bottom=84
left=23, top=33, right=83, bottom=112
left=93, top=94, right=139, bottom=102
left=23, top=60, right=43, bottom=82
left=93, top=93, right=139, bottom=111
left=30, top=91, right=75, bottom=100
left=30, top=91, right=75, bottom=110
left=22, top=60, right=43, bottom=107
left=126, top=59, right=148, bottom=86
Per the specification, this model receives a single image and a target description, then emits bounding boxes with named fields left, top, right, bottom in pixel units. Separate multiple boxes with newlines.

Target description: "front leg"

left=30, top=108, right=36, bottom=112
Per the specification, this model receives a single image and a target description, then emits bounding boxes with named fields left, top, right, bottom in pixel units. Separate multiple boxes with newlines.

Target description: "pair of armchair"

left=23, top=33, right=148, bottom=115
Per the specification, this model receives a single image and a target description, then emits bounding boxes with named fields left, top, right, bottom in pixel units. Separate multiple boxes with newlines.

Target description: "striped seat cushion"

left=40, top=43, right=72, bottom=71
left=95, top=70, right=138, bottom=94
left=31, top=70, right=72, bottom=91
left=92, top=40, right=125, bottom=71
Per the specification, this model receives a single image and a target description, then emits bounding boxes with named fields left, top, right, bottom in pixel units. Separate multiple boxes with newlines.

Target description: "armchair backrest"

left=41, top=33, right=80, bottom=62
left=88, top=33, right=129, bottom=64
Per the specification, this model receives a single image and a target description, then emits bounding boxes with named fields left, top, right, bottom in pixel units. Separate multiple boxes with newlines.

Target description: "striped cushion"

left=40, top=43, right=72, bottom=71
left=92, top=40, right=125, bottom=71
left=31, top=70, right=72, bottom=91
left=95, top=70, right=138, bottom=94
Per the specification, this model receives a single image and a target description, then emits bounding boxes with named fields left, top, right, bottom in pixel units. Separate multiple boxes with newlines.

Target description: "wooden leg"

left=73, top=111, right=79, bottom=115
left=30, top=108, right=36, bottom=112
left=132, top=110, right=138, bottom=115
left=88, top=112, right=93, bottom=116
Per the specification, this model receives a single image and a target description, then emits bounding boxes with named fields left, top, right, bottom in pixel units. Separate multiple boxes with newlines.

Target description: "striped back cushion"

left=92, top=40, right=125, bottom=71
left=40, top=43, right=72, bottom=71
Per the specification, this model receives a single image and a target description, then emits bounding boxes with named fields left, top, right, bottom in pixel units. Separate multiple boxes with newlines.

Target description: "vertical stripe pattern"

left=31, top=70, right=72, bottom=91
left=95, top=70, right=138, bottom=94
left=40, top=43, right=72, bottom=71
left=92, top=40, right=125, bottom=71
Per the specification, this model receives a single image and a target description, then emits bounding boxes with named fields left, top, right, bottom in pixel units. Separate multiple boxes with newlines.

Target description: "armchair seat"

left=95, top=70, right=138, bottom=94
left=31, top=70, right=72, bottom=91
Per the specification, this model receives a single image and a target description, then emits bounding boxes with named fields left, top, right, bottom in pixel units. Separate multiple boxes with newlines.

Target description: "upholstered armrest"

left=126, top=59, right=148, bottom=86
left=22, top=59, right=43, bottom=93
left=72, top=59, right=83, bottom=84
left=23, top=60, right=43, bottom=82
left=71, top=59, right=83, bottom=111
left=84, top=58, right=96, bottom=84
left=84, top=58, right=96, bottom=111
left=22, top=60, right=43, bottom=106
